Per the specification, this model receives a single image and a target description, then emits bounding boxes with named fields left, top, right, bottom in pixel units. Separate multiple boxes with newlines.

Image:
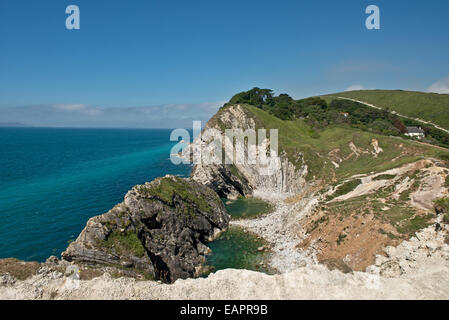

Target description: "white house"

left=405, top=127, right=425, bottom=139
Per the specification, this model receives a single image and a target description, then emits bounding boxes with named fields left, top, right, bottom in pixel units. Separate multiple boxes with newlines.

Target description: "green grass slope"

left=327, top=90, right=449, bottom=130
left=240, top=104, right=449, bottom=182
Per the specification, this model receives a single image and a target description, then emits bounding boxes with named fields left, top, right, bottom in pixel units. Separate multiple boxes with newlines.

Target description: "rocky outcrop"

left=190, top=164, right=253, bottom=199
left=62, top=175, right=230, bottom=283
left=186, top=104, right=308, bottom=198
left=367, top=224, right=449, bottom=278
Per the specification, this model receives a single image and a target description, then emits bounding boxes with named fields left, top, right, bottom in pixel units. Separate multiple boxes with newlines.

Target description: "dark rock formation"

left=62, top=175, right=230, bottom=283
left=191, top=164, right=253, bottom=199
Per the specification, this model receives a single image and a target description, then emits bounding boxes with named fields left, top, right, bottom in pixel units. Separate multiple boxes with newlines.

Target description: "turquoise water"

left=223, top=197, right=273, bottom=219
left=205, top=227, right=272, bottom=274
left=0, top=128, right=191, bottom=262
left=203, top=199, right=274, bottom=274
left=0, top=127, right=271, bottom=273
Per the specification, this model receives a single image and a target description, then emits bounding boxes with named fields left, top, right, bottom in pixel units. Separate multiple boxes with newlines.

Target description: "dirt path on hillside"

left=335, top=96, right=449, bottom=135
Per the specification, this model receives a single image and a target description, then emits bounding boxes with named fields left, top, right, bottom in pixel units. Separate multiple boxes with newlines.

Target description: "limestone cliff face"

left=62, top=176, right=230, bottom=283
left=187, top=104, right=308, bottom=198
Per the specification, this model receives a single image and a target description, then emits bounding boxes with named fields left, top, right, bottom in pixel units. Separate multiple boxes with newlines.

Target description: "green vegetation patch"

left=336, top=233, right=347, bottom=245
left=378, top=205, right=433, bottom=237
left=382, top=206, right=415, bottom=226
left=330, top=90, right=449, bottom=131
left=308, top=215, right=330, bottom=232
left=317, top=180, right=434, bottom=242
left=328, top=90, right=449, bottom=147
left=437, top=152, right=449, bottom=161
left=434, top=197, right=449, bottom=224
left=219, top=88, right=446, bottom=182
left=327, top=179, right=362, bottom=201
left=379, top=228, right=399, bottom=239
left=434, top=197, right=449, bottom=212
left=138, top=177, right=216, bottom=214
left=223, top=197, right=273, bottom=220
left=241, top=104, right=437, bottom=182
left=373, top=174, right=396, bottom=181
left=104, top=231, right=145, bottom=257
left=444, top=214, right=449, bottom=225
left=399, top=180, right=420, bottom=201
left=396, top=214, right=434, bottom=235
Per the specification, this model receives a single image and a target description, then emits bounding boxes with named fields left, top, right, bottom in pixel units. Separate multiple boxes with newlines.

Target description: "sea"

left=0, top=127, right=191, bottom=261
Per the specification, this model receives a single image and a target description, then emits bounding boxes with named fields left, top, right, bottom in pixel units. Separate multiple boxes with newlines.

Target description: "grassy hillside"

left=241, top=104, right=449, bottom=182
left=240, top=103, right=449, bottom=272
left=327, top=90, right=449, bottom=130
left=226, top=88, right=449, bottom=148
left=212, top=98, right=449, bottom=273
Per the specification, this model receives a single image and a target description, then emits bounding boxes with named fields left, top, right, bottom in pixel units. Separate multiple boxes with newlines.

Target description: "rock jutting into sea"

left=62, top=175, right=230, bottom=283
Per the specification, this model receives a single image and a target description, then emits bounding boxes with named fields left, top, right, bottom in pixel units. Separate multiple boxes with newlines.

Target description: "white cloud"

left=345, top=85, right=365, bottom=91
left=53, top=104, right=87, bottom=111
left=0, top=102, right=224, bottom=128
left=427, top=76, right=449, bottom=94
left=53, top=104, right=102, bottom=116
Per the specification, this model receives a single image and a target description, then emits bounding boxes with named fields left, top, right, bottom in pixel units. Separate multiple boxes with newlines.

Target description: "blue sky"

left=1, top=0, right=449, bottom=127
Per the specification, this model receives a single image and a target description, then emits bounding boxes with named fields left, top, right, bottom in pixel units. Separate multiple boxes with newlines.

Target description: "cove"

left=204, top=226, right=273, bottom=275
left=222, top=197, right=273, bottom=220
